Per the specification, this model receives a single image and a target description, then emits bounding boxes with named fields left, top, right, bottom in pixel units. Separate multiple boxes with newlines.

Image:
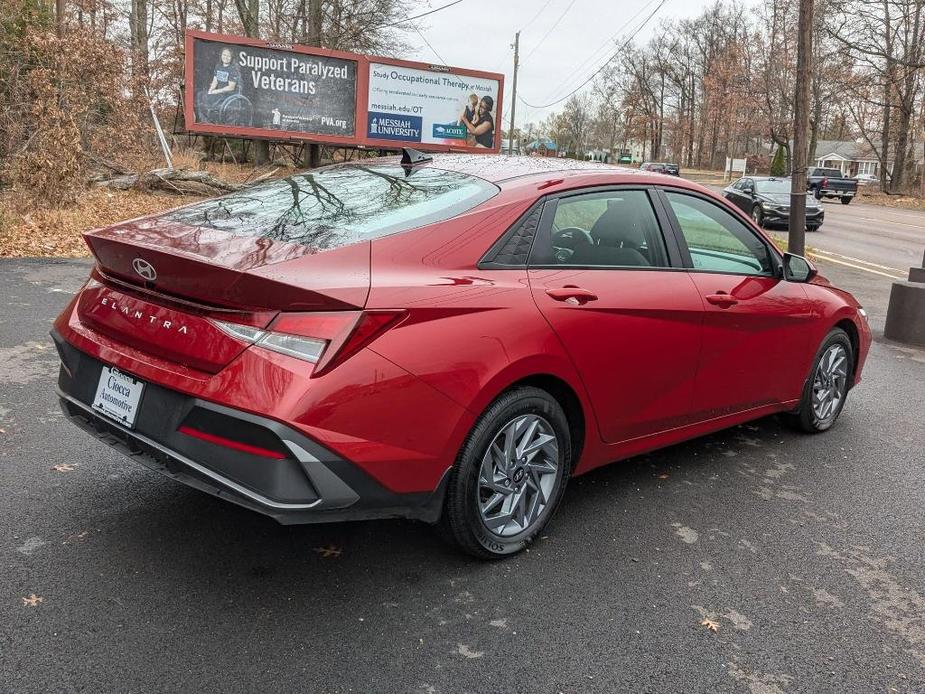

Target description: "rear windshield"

left=163, top=164, right=498, bottom=251
left=814, top=168, right=842, bottom=178
left=755, top=179, right=791, bottom=193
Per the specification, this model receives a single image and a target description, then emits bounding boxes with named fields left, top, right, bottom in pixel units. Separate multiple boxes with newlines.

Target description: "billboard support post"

left=508, top=31, right=519, bottom=155
left=145, top=87, right=174, bottom=170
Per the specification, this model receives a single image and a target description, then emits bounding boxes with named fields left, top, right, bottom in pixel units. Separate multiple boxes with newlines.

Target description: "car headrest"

left=589, top=201, right=648, bottom=248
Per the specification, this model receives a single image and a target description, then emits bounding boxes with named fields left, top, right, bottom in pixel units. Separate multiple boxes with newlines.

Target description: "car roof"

left=360, top=153, right=641, bottom=183
left=329, top=153, right=710, bottom=198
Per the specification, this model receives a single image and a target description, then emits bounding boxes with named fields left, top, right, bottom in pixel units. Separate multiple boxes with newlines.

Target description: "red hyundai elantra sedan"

left=52, top=151, right=871, bottom=558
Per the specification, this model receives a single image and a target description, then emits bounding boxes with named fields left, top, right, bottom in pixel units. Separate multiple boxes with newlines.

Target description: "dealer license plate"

left=92, top=367, right=145, bottom=428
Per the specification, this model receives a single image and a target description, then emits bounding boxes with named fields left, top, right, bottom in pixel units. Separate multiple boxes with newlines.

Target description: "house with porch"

left=813, top=140, right=889, bottom=178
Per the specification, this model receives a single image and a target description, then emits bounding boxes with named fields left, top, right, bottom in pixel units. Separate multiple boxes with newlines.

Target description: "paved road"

left=764, top=200, right=925, bottom=282
left=703, top=181, right=925, bottom=278
left=2, top=259, right=924, bottom=693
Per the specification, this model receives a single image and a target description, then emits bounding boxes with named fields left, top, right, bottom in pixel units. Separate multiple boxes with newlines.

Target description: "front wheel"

left=807, top=226, right=820, bottom=233
left=787, top=328, right=854, bottom=433
left=439, top=387, right=571, bottom=559
left=840, top=196, right=853, bottom=205
left=751, top=205, right=765, bottom=228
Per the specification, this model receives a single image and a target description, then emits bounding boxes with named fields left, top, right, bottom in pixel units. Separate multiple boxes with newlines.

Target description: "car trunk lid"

left=79, top=215, right=370, bottom=373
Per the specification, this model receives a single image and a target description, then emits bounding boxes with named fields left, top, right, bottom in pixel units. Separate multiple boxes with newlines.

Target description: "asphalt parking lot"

left=1, top=257, right=924, bottom=693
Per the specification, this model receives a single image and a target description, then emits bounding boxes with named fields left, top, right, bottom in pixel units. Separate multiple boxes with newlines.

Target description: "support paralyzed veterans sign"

left=183, top=30, right=503, bottom=153
left=188, top=34, right=357, bottom=136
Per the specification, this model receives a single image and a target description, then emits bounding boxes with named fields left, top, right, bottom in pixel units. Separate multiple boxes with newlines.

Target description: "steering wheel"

left=552, top=227, right=592, bottom=249
left=551, top=227, right=592, bottom=264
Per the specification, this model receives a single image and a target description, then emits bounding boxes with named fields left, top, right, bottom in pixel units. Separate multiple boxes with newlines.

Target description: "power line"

left=521, top=0, right=579, bottom=62
left=535, top=0, right=659, bottom=103
left=413, top=25, right=450, bottom=66
left=518, top=0, right=667, bottom=110
left=520, top=0, right=555, bottom=32
left=376, top=0, right=465, bottom=30
left=326, top=1, right=464, bottom=53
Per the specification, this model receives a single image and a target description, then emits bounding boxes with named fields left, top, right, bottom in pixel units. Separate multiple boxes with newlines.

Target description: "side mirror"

left=784, top=252, right=817, bottom=282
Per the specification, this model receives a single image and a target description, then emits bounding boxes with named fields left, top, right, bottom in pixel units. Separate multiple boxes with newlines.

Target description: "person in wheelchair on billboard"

left=196, top=47, right=254, bottom=127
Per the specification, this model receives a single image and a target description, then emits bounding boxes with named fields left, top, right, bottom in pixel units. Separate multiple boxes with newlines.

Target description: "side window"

left=665, top=192, right=774, bottom=276
left=531, top=190, right=669, bottom=268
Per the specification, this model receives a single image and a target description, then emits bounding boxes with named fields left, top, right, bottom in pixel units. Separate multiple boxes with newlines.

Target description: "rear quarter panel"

left=364, top=195, right=600, bottom=470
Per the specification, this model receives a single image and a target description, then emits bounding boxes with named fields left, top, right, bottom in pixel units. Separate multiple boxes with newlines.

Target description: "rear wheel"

left=840, top=196, right=852, bottom=205
left=787, top=328, right=853, bottom=433
left=751, top=205, right=765, bottom=228
left=440, top=387, right=571, bottom=559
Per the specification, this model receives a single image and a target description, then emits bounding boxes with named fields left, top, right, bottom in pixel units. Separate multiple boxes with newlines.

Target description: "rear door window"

left=163, top=165, right=498, bottom=251
left=530, top=190, right=669, bottom=268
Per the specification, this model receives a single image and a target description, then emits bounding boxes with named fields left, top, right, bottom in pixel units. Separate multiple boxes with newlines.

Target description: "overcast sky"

left=407, top=0, right=724, bottom=131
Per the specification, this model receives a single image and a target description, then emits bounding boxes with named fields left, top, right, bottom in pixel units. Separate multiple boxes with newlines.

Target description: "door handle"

left=705, top=292, right=738, bottom=308
left=546, top=286, right=598, bottom=305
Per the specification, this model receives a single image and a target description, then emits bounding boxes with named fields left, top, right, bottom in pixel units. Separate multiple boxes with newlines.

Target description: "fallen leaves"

left=51, top=463, right=76, bottom=472
left=700, top=618, right=720, bottom=633
left=313, top=545, right=342, bottom=558
left=22, top=594, right=43, bottom=607
left=0, top=157, right=292, bottom=258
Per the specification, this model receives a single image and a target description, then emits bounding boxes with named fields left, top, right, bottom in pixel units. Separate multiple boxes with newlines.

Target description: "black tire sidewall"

left=752, top=205, right=764, bottom=227
left=443, top=387, right=572, bottom=558
left=798, top=329, right=854, bottom=432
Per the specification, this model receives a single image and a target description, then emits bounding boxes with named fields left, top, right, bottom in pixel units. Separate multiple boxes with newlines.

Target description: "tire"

left=807, top=226, right=820, bottom=232
left=786, top=328, right=854, bottom=433
left=751, top=205, right=765, bottom=228
left=439, top=386, right=572, bottom=559
left=840, top=196, right=852, bottom=205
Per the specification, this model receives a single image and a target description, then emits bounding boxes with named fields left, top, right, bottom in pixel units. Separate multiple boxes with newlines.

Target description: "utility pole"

left=789, top=0, right=814, bottom=257
left=508, top=31, right=519, bottom=155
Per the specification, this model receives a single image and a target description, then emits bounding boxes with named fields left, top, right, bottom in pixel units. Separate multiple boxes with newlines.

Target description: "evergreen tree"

left=769, top=146, right=786, bottom=176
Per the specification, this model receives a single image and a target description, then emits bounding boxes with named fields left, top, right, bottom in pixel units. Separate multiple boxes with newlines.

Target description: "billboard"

left=366, top=63, right=501, bottom=149
left=184, top=31, right=504, bottom=154
left=188, top=35, right=357, bottom=137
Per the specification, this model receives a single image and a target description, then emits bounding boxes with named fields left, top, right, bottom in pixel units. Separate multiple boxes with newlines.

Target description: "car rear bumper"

left=53, top=331, right=446, bottom=525
left=818, top=189, right=855, bottom=197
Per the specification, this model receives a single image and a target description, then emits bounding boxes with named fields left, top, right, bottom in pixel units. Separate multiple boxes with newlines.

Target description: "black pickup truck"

left=806, top=167, right=858, bottom=204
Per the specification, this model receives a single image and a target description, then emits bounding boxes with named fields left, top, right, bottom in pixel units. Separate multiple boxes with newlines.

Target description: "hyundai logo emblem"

left=132, top=258, right=157, bottom=282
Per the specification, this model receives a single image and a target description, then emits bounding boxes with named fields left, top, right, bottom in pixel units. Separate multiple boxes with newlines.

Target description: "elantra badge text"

left=99, top=297, right=189, bottom=334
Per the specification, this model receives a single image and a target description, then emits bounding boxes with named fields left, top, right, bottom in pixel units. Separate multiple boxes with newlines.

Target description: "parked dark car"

left=806, top=167, right=858, bottom=204
left=640, top=162, right=680, bottom=176
left=723, top=176, right=825, bottom=231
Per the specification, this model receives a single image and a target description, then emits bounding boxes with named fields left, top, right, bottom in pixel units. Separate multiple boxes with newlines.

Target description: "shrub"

left=769, top=146, right=786, bottom=177
left=1, top=12, right=150, bottom=208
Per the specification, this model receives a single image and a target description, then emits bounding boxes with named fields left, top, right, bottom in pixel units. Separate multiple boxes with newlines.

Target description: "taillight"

left=211, top=309, right=406, bottom=375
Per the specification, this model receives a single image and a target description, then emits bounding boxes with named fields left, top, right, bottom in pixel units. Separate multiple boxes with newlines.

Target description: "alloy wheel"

left=476, top=414, right=560, bottom=538
left=811, top=343, right=848, bottom=422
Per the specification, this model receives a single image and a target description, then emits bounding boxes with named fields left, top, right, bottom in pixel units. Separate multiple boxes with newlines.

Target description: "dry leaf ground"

left=0, top=154, right=293, bottom=258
